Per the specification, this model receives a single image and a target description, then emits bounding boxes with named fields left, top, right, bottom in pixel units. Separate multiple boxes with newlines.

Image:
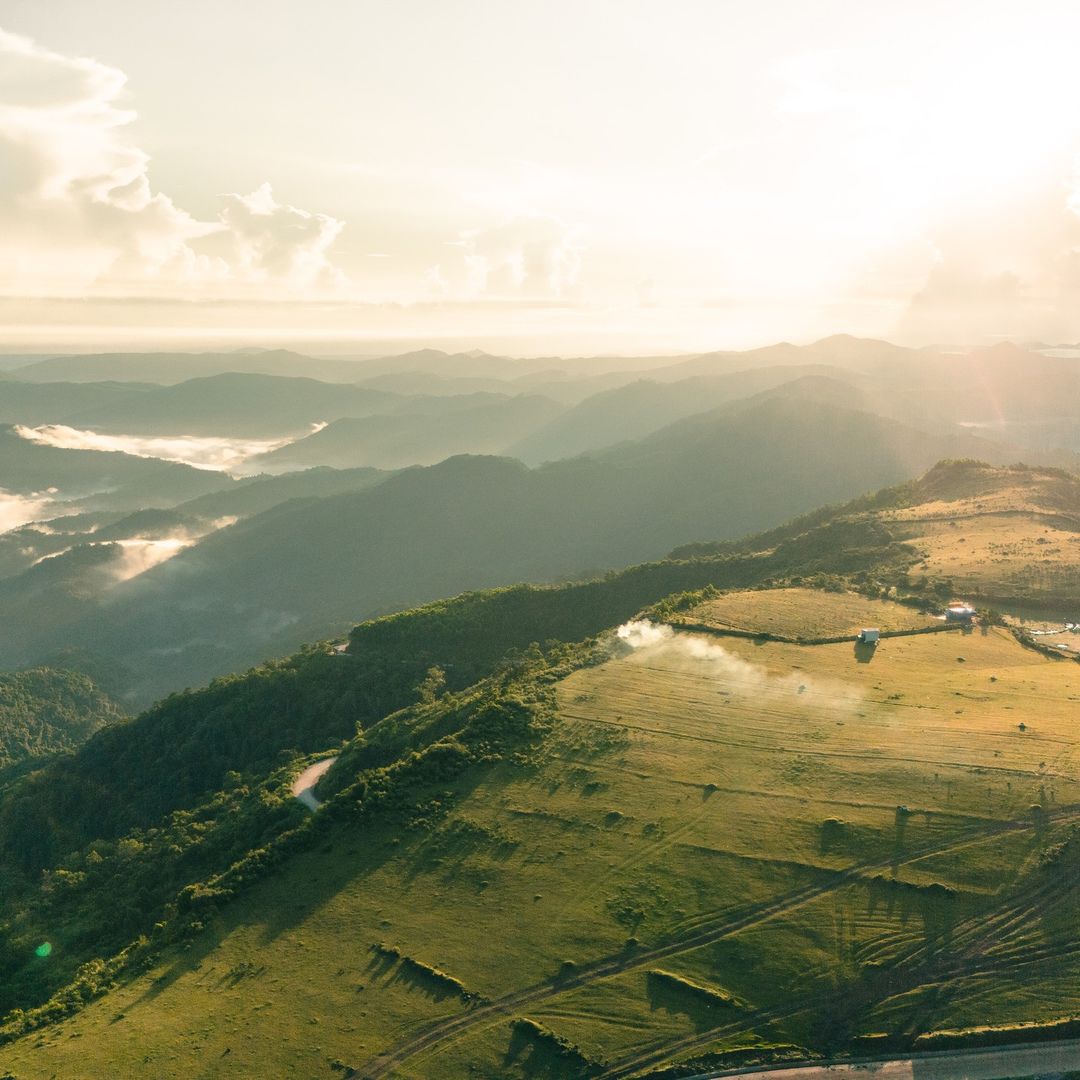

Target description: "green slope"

left=0, top=485, right=918, bottom=1030
left=4, top=592, right=1080, bottom=1077
left=2, top=462, right=1079, bottom=1077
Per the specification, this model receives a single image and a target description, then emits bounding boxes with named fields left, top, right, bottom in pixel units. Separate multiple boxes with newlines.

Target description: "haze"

left=3, top=1, right=1080, bottom=353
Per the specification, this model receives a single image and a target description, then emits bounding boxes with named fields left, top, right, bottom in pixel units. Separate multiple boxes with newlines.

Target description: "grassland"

left=673, top=587, right=938, bottom=639
left=877, top=466, right=1080, bottom=605
left=897, top=516, right=1080, bottom=605
left=6, top=616, right=1080, bottom=1079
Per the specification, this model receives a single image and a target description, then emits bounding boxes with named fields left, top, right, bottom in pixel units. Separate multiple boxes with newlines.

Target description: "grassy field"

left=897, top=516, right=1080, bottom=604
left=5, top=622, right=1080, bottom=1079
left=674, top=587, right=939, bottom=638
left=876, top=468, right=1080, bottom=604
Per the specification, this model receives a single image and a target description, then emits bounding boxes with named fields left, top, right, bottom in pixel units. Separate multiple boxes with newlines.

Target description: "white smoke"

left=617, top=620, right=674, bottom=649
left=14, top=423, right=324, bottom=473
left=615, top=620, right=863, bottom=712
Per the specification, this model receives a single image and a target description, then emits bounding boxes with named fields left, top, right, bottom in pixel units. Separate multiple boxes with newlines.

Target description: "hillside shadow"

left=891, top=806, right=911, bottom=875
left=250, top=830, right=400, bottom=946
left=501, top=1024, right=595, bottom=1079
left=253, top=762, right=498, bottom=946
left=865, top=877, right=956, bottom=957
left=399, top=808, right=519, bottom=886
left=364, top=948, right=398, bottom=980
left=131, top=919, right=231, bottom=1006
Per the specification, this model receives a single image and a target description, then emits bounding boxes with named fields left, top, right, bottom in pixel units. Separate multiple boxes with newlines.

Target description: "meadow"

left=672, top=587, right=938, bottom=638
left=6, top=602, right=1080, bottom=1079
left=877, top=473, right=1080, bottom=606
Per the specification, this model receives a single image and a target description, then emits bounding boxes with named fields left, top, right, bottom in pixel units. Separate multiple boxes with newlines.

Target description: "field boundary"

left=669, top=620, right=963, bottom=647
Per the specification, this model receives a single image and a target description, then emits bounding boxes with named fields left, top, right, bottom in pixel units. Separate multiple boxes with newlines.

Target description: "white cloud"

left=895, top=166, right=1080, bottom=345
left=0, top=27, right=347, bottom=298
left=429, top=214, right=582, bottom=300
left=219, top=183, right=346, bottom=291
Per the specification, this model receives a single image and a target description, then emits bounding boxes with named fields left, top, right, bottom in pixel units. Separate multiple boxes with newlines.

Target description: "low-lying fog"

left=0, top=489, right=56, bottom=533
left=14, top=423, right=325, bottom=473
left=31, top=517, right=238, bottom=583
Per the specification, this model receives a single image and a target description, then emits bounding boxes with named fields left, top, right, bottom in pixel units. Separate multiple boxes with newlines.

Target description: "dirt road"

left=291, top=757, right=337, bottom=811
left=690, top=1037, right=1080, bottom=1079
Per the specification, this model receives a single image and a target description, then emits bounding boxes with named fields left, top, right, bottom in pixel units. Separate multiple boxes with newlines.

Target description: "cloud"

left=0, top=27, right=347, bottom=298
left=218, top=183, right=347, bottom=291
left=0, top=489, right=53, bottom=534
left=895, top=164, right=1080, bottom=345
left=427, top=214, right=582, bottom=300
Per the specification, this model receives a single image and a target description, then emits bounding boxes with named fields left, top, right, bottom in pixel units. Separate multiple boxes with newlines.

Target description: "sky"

left=2, top=0, right=1080, bottom=353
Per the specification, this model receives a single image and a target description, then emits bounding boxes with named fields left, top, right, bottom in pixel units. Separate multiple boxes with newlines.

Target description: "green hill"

left=2, top=462, right=1080, bottom=1076
left=508, top=365, right=846, bottom=464
left=0, top=380, right=154, bottom=426
left=9, top=349, right=363, bottom=386
left=0, top=484, right=913, bottom=1037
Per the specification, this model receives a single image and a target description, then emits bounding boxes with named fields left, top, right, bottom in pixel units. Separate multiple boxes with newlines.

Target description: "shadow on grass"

left=386, top=962, right=463, bottom=1003
left=251, top=762, right=499, bottom=945
left=131, top=918, right=230, bottom=1006
left=502, top=1021, right=600, bottom=1078
left=644, top=973, right=725, bottom=1033
left=399, top=808, right=519, bottom=886
left=364, top=948, right=398, bottom=980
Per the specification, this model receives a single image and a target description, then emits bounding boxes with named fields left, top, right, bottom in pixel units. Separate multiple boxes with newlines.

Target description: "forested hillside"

left=0, top=667, right=123, bottom=770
